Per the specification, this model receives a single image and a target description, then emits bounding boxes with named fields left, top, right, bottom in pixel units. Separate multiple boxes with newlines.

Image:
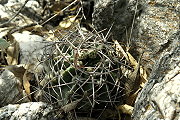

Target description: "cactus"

left=39, top=29, right=125, bottom=119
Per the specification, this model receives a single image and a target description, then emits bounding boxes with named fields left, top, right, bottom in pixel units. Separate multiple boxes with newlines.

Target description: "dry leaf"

left=6, top=40, right=19, bottom=65
left=140, top=66, right=148, bottom=83
left=117, top=104, right=133, bottom=115
left=113, top=40, right=129, bottom=61
left=126, top=52, right=138, bottom=67
left=5, top=65, right=26, bottom=83
left=59, top=16, right=77, bottom=29
left=25, top=25, right=47, bottom=36
left=125, top=87, right=142, bottom=105
left=59, top=20, right=72, bottom=28
left=23, top=70, right=33, bottom=100
left=127, top=52, right=148, bottom=86
left=46, top=16, right=79, bottom=41
left=50, top=1, right=69, bottom=13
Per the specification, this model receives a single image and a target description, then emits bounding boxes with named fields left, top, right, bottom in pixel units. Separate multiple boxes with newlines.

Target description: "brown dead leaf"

left=5, top=65, right=26, bottom=84
left=126, top=52, right=138, bottom=67
left=127, top=52, right=148, bottom=83
left=116, top=104, right=133, bottom=115
left=23, top=25, right=47, bottom=36
left=46, top=16, right=79, bottom=41
left=113, top=40, right=129, bottom=61
left=23, top=70, right=33, bottom=100
left=59, top=16, right=77, bottom=29
left=50, top=1, right=69, bottom=13
left=127, top=52, right=148, bottom=84
left=125, top=87, right=142, bottom=105
left=140, top=66, right=148, bottom=83
left=6, top=40, right=19, bottom=65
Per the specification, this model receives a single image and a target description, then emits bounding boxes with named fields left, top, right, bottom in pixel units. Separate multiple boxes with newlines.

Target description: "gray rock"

left=12, top=31, right=54, bottom=73
left=131, top=1, right=180, bottom=119
left=0, top=69, right=29, bottom=107
left=132, top=40, right=180, bottom=120
left=92, top=0, right=136, bottom=42
left=131, top=0, right=180, bottom=71
left=0, top=102, right=55, bottom=120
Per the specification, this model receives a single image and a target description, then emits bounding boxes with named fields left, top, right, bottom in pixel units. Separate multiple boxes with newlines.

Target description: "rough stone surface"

left=131, top=1, right=180, bottom=118
left=12, top=31, right=54, bottom=73
left=132, top=40, right=180, bottom=120
left=0, top=102, right=55, bottom=120
left=92, top=0, right=136, bottom=42
left=131, top=0, right=180, bottom=71
left=0, top=69, right=29, bottom=107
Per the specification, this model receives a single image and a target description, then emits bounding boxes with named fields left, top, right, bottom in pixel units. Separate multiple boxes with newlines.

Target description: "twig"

left=0, top=0, right=29, bottom=28
left=127, top=0, right=139, bottom=49
left=9, top=23, right=37, bottom=34
left=40, top=0, right=79, bottom=26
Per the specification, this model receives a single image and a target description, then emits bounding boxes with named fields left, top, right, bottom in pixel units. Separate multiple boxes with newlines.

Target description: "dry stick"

left=9, top=23, right=37, bottom=34
left=2, top=0, right=79, bottom=34
left=40, top=0, right=79, bottom=26
left=0, top=0, right=29, bottom=28
left=127, top=0, right=138, bottom=50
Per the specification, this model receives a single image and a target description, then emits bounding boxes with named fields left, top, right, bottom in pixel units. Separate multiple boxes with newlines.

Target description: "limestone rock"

left=0, top=69, right=29, bottom=107
left=92, top=0, right=136, bottom=42
left=132, top=42, right=180, bottom=120
left=12, top=31, right=54, bottom=73
left=0, top=102, right=55, bottom=120
left=131, top=0, right=180, bottom=71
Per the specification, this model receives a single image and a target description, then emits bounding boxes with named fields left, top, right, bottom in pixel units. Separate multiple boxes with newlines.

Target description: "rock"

left=0, top=69, right=29, bottom=107
left=131, top=0, right=180, bottom=119
left=0, top=102, right=55, bottom=120
left=131, top=0, right=180, bottom=71
left=12, top=31, right=54, bottom=73
left=132, top=41, right=180, bottom=120
left=92, top=0, right=138, bottom=42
